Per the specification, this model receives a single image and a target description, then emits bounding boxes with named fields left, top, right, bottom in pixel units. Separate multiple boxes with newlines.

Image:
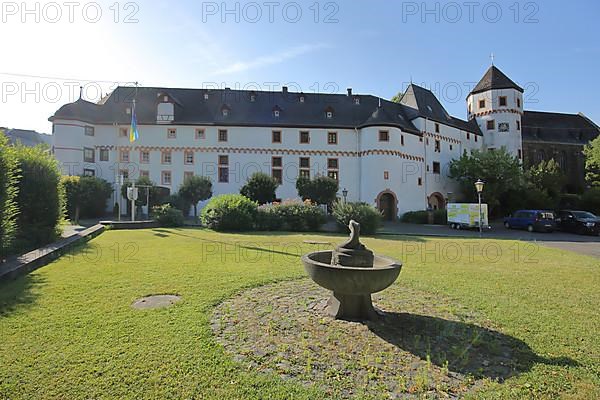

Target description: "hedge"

left=0, top=135, right=20, bottom=258
left=332, top=201, right=382, bottom=235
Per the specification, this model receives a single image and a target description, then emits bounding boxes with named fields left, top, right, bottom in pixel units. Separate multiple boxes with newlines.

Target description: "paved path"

left=378, top=222, right=600, bottom=259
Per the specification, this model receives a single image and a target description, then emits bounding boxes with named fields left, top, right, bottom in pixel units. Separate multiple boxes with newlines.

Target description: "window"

left=83, top=168, right=95, bottom=177
left=162, top=151, right=172, bottom=164
left=435, top=123, right=440, bottom=133
left=250, top=94, right=256, bottom=102
left=167, top=128, right=177, bottom=139
left=222, top=109, right=229, bottom=117
left=518, top=149, right=523, bottom=159
left=184, top=171, right=194, bottom=182
left=499, top=96, right=507, bottom=107
left=273, top=110, right=280, bottom=118
left=418, top=177, right=423, bottom=186
left=218, top=129, right=228, bottom=142
left=119, top=169, right=129, bottom=180
left=299, top=131, right=310, bottom=144
left=204, top=93, right=209, bottom=100
left=354, top=97, right=360, bottom=105
left=487, top=120, right=495, bottom=130
left=432, top=162, right=441, bottom=174
left=467, top=132, right=471, bottom=140
left=401, top=135, right=405, bottom=146
left=195, top=129, right=205, bottom=139
left=99, top=149, right=109, bottom=162
left=326, top=111, right=333, bottom=119
left=383, top=171, right=389, bottom=180
left=449, top=144, right=453, bottom=151
left=498, top=122, right=510, bottom=132
left=327, top=158, right=339, bottom=181
left=475, top=135, right=478, bottom=142
left=299, top=95, right=305, bottom=103
left=435, top=139, right=441, bottom=153
left=85, top=126, right=95, bottom=136
left=83, top=147, right=95, bottom=163
left=140, top=150, right=150, bottom=164
left=328, top=131, right=338, bottom=145
left=299, top=157, right=310, bottom=178
left=140, top=170, right=149, bottom=179
left=218, top=155, right=229, bottom=183
left=517, top=98, right=521, bottom=108
left=161, top=171, right=172, bottom=185
left=272, top=157, right=283, bottom=184
left=120, top=150, right=130, bottom=162
left=184, top=151, right=194, bottom=165
left=119, top=127, right=128, bottom=137
left=468, top=104, right=472, bottom=113
left=516, top=120, right=521, bottom=131
left=272, top=131, right=282, bottom=143
left=379, top=130, right=389, bottom=142
left=479, top=99, right=486, bottom=109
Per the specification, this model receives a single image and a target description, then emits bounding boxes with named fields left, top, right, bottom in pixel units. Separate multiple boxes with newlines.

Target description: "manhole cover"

left=132, top=295, right=181, bottom=310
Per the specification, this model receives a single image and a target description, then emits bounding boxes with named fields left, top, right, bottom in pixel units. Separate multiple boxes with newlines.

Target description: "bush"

left=255, top=205, right=284, bottom=231
left=275, top=200, right=326, bottom=232
left=400, top=210, right=449, bottom=225
left=61, top=175, right=112, bottom=221
left=179, top=175, right=212, bottom=216
left=151, top=204, right=184, bottom=227
left=580, top=188, right=600, bottom=215
left=200, top=194, right=257, bottom=231
left=558, top=193, right=582, bottom=210
left=296, top=176, right=339, bottom=206
left=0, top=134, right=19, bottom=258
left=240, top=172, right=278, bottom=205
left=332, top=201, right=382, bottom=235
left=433, top=209, right=447, bottom=225
left=164, top=193, right=192, bottom=217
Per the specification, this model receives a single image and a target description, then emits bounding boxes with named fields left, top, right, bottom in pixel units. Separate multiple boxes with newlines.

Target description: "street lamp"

left=342, top=188, right=348, bottom=203
left=475, top=179, right=485, bottom=235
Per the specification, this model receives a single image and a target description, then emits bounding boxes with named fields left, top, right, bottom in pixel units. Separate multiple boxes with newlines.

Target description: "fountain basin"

left=302, top=250, right=402, bottom=320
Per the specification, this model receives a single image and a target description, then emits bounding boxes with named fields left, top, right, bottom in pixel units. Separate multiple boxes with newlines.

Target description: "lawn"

left=0, top=228, right=599, bottom=399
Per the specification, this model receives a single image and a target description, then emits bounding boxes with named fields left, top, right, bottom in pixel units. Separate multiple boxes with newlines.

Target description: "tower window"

left=383, top=171, right=389, bottom=180
left=401, top=135, right=405, bottom=146
left=432, top=162, right=441, bottom=174
left=435, top=139, right=441, bottom=152
left=435, top=123, right=440, bottom=133
left=516, top=120, right=521, bottom=131
left=379, top=130, right=389, bottom=142
left=479, top=99, right=486, bottom=109
left=517, top=98, right=521, bottom=108
left=84, top=147, right=95, bottom=163
left=85, top=126, right=95, bottom=136
left=499, top=96, right=507, bottom=107
left=487, top=120, right=496, bottom=130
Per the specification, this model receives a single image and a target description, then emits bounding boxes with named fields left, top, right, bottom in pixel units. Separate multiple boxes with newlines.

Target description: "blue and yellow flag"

left=129, top=102, right=139, bottom=143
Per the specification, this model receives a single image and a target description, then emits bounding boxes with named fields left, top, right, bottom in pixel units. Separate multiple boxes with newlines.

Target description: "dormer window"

left=249, top=92, right=257, bottom=102
left=353, top=97, right=360, bottom=105
left=299, top=94, right=305, bottom=103
left=163, top=96, right=169, bottom=102
left=157, top=97, right=175, bottom=124
left=273, top=105, right=282, bottom=118
left=221, top=105, right=230, bottom=117
left=204, top=93, right=209, bottom=100
left=325, top=107, right=334, bottom=119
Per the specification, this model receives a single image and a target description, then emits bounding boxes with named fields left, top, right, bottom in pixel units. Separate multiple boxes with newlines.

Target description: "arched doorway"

left=376, top=191, right=398, bottom=221
left=428, top=192, right=445, bottom=210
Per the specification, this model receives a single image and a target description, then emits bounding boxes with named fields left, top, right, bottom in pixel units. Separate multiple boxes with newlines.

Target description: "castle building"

left=50, top=66, right=599, bottom=219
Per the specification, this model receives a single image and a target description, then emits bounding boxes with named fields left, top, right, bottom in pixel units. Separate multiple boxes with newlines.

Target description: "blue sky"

left=1, top=0, right=599, bottom=133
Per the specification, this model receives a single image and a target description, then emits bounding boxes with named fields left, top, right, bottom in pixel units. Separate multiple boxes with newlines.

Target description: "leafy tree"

left=178, top=175, right=213, bottom=216
left=62, top=176, right=112, bottom=222
left=525, top=159, right=565, bottom=200
left=0, top=134, right=20, bottom=258
left=390, top=92, right=403, bottom=103
left=240, top=172, right=278, bottom=205
left=449, top=149, right=523, bottom=214
left=584, top=135, right=600, bottom=186
left=14, top=144, right=65, bottom=250
left=61, top=176, right=83, bottom=223
left=296, top=175, right=339, bottom=206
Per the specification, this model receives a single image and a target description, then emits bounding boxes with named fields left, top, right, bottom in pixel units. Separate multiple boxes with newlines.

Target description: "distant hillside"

left=1, top=128, right=52, bottom=147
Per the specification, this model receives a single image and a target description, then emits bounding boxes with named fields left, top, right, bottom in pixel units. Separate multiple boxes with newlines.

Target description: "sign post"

left=127, top=181, right=139, bottom=222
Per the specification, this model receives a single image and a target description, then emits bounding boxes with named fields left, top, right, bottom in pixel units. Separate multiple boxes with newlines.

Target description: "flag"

left=129, top=102, right=139, bottom=143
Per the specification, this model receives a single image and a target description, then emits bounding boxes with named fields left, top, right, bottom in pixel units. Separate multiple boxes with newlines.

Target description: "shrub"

left=296, top=176, right=339, bottom=206
left=255, top=205, right=284, bottom=231
left=240, top=172, right=278, bottom=205
left=179, top=175, right=212, bottom=216
left=165, top=193, right=192, bottom=217
left=580, top=187, right=600, bottom=215
left=276, top=200, right=326, bottom=232
left=151, top=204, right=184, bottom=227
left=0, top=134, right=19, bottom=258
left=200, top=194, right=257, bottom=231
left=558, top=193, right=581, bottom=210
left=14, top=145, right=65, bottom=250
left=332, top=201, right=382, bottom=235
left=433, top=209, right=447, bottom=225
left=400, top=211, right=429, bottom=224
left=61, top=175, right=112, bottom=221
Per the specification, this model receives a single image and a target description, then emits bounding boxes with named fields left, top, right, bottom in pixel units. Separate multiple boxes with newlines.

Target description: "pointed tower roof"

left=470, top=66, right=524, bottom=95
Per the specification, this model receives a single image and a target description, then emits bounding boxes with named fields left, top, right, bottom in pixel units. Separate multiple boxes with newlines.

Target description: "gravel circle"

left=212, top=279, right=527, bottom=399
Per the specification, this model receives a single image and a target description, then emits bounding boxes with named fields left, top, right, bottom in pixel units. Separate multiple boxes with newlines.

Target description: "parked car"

left=504, top=210, right=556, bottom=233
left=555, top=210, right=600, bottom=235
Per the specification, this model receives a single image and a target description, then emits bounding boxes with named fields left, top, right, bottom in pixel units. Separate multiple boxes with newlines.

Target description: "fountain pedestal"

left=302, top=220, right=402, bottom=321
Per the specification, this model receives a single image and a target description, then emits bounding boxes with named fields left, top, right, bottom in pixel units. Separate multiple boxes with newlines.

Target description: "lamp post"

left=475, top=179, right=485, bottom=236
left=342, top=188, right=348, bottom=203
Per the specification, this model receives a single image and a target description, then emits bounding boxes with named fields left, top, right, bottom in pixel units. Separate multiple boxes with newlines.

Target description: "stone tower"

left=467, top=66, right=524, bottom=159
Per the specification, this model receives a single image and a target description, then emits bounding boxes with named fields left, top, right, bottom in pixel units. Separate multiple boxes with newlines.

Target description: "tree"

left=240, top=172, right=278, bottom=205
left=390, top=92, right=403, bottom=103
left=525, top=159, right=565, bottom=199
left=179, top=175, right=213, bottom=216
left=296, top=175, right=340, bottom=206
left=449, top=149, right=523, bottom=214
left=0, top=133, right=20, bottom=258
left=61, top=176, right=84, bottom=223
left=584, top=135, right=600, bottom=186
left=62, top=176, right=112, bottom=222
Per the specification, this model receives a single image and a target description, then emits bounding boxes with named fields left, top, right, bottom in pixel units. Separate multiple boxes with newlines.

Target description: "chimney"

left=347, top=88, right=352, bottom=97
left=282, top=86, right=288, bottom=94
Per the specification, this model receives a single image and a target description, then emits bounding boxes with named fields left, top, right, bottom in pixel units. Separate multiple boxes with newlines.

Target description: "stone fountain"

left=302, top=220, right=402, bottom=320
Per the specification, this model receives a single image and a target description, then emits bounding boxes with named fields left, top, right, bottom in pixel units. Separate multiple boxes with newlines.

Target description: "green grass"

left=0, top=228, right=599, bottom=399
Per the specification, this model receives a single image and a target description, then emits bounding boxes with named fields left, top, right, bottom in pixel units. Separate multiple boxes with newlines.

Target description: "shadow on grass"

left=368, top=312, right=578, bottom=381
left=0, top=274, right=46, bottom=318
